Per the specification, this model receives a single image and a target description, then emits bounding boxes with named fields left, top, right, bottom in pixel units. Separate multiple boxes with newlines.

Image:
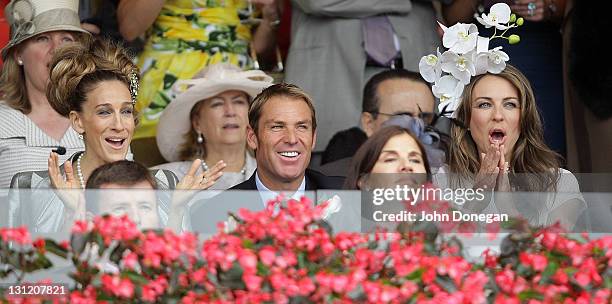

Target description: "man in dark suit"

left=316, top=69, right=435, bottom=177
left=189, top=83, right=344, bottom=234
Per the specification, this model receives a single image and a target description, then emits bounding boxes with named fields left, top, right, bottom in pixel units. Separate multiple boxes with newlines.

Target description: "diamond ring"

left=527, top=2, right=536, bottom=16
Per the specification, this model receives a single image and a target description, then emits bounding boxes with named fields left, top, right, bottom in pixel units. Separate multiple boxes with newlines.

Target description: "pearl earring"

left=196, top=132, right=203, bottom=144
left=17, top=58, right=23, bottom=65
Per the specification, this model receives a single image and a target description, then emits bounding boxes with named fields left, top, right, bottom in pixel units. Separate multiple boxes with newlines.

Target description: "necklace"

left=76, top=152, right=85, bottom=189
left=201, top=160, right=247, bottom=180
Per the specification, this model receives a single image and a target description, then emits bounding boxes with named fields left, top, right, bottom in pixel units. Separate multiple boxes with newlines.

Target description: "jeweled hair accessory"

left=382, top=114, right=447, bottom=169
left=129, top=70, right=139, bottom=105
left=419, top=3, right=522, bottom=117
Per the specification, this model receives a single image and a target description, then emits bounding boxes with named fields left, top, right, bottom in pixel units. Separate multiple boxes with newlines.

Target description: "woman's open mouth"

left=105, top=137, right=127, bottom=149
left=488, top=129, right=506, bottom=144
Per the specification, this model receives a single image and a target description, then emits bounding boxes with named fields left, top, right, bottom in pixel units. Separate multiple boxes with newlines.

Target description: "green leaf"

left=45, top=239, right=69, bottom=259
left=518, top=289, right=544, bottom=301
left=405, top=268, right=424, bottom=281
left=123, top=270, right=149, bottom=285
left=298, top=252, right=306, bottom=269
left=242, top=239, right=254, bottom=249
left=256, top=262, right=270, bottom=277
left=605, top=275, right=612, bottom=289
left=539, top=261, right=558, bottom=284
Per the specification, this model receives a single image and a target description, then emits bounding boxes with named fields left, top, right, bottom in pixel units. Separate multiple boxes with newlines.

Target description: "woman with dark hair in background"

left=344, top=125, right=431, bottom=190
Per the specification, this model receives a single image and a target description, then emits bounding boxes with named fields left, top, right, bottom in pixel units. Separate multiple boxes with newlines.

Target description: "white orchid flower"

left=475, top=47, right=509, bottom=75
left=432, top=75, right=464, bottom=114
left=418, top=48, right=442, bottom=83
left=476, top=3, right=511, bottom=30
left=440, top=50, right=476, bottom=85
left=485, top=47, right=509, bottom=73
left=442, top=22, right=479, bottom=54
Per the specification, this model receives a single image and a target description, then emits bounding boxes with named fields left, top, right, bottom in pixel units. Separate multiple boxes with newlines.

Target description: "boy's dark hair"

left=86, top=160, right=157, bottom=189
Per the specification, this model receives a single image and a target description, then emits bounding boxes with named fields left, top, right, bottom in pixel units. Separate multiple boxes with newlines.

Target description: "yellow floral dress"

left=135, top=0, right=254, bottom=139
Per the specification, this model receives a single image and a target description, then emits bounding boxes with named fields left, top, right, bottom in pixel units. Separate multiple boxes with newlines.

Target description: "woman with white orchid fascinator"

left=442, top=0, right=569, bottom=160
left=419, top=3, right=521, bottom=116
left=427, top=3, right=585, bottom=230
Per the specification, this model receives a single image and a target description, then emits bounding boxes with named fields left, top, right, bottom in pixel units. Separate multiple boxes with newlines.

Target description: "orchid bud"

left=516, top=17, right=524, bottom=26
left=510, top=14, right=517, bottom=23
left=508, top=34, right=521, bottom=44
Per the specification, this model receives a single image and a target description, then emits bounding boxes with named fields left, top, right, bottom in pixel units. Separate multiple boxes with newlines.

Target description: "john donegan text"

left=372, top=210, right=508, bottom=224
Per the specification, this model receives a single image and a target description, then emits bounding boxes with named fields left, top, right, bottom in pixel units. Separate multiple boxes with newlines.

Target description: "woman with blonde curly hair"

left=444, top=64, right=585, bottom=229
left=8, top=38, right=223, bottom=233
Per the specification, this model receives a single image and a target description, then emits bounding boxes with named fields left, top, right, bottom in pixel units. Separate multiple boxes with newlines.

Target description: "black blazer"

left=189, top=169, right=344, bottom=234
left=229, top=169, right=344, bottom=191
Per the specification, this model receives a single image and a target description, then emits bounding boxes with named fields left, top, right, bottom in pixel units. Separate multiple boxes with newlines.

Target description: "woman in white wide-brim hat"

left=154, top=63, right=273, bottom=189
left=0, top=0, right=92, bottom=189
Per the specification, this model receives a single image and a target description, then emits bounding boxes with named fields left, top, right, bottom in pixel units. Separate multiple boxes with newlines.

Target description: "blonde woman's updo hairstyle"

left=46, top=38, right=138, bottom=120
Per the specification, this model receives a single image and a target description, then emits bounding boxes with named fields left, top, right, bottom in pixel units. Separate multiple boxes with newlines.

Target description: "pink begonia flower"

left=297, top=277, right=315, bottom=296
left=461, top=271, right=488, bottom=303
left=519, top=252, right=548, bottom=272
left=258, top=246, right=276, bottom=266
left=141, top=276, right=168, bottom=303
left=482, top=249, right=498, bottom=268
left=399, top=281, right=417, bottom=298
left=71, top=220, right=90, bottom=234
left=69, top=286, right=97, bottom=304
left=101, top=274, right=134, bottom=298
left=494, top=294, right=521, bottom=304
left=122, top=251, right=138, bottom=270
left=239, top=250, right=258, bottom=273
left=93, top=215, right=139, bottom=245
left=0, top=226, right=31, bottom=245
left=32, top=238, right=45, bottom=253
left=330, top=274, right=349, bottom=294
left=243, top=274, right=263, bottom=291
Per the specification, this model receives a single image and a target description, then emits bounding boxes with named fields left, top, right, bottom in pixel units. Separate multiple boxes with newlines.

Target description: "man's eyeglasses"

left=370, top=111, right=435, bottom=124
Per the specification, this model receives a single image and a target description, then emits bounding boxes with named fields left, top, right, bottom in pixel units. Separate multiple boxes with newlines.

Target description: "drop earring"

left=17, top=58, right=23, bottom=65
left=196, top=132, right=203, bottom=144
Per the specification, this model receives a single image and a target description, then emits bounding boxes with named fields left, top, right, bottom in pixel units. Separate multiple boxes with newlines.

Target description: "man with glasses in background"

left=316, top=69, right=435, bottom=177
